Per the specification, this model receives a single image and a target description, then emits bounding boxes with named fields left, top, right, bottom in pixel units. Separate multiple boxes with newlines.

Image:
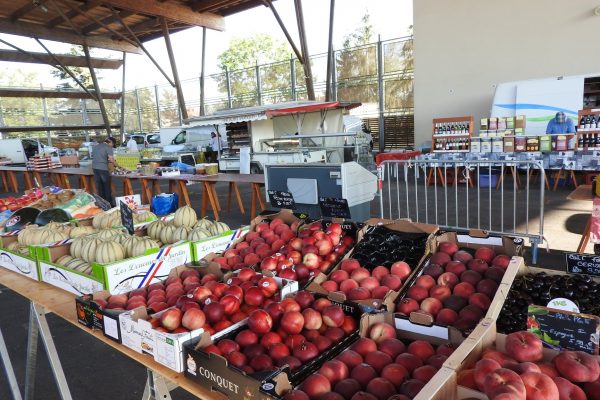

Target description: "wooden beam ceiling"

left=81, top=10, right=135, bottom=34
left=98, top=0, right=225, bottom=31
left=45, top=0, right=103, bottom=28
left=10, top=1, right=47, bottom=21
left=0, top=49, right=123, bottom=69
left=0, top=18, right=142, bottom=53
left=191, top=0, right=233, bottom=13
left=0, top=124, right=121, bottom=133
left=0, top=87, right=122, bottom=99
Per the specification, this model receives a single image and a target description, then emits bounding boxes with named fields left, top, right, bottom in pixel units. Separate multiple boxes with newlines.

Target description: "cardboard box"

left=503, top=137, right=515, bottom=153
left=0, top=233, right=39, bottom=281
left=192, top=226, right=251, bottom=263
left=38, top=240, right=193, bottom=295
left=306, top=219, right=438, bottom=311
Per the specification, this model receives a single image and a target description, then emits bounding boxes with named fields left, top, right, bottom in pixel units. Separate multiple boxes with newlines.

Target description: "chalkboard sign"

left=527, top=305, right=600, bottom=355
left=119, top=201, right=134, bottom=235
left=565, top=252, right=600, bottom=277
left=319, top=197, right=351, bottom=219
left=267, top=190, right=296, bottom=209
left=179, top=154, right=196, bottom=167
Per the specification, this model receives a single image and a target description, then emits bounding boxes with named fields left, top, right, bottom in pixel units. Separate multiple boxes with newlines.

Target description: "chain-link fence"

left=0, top=36, right=414, bottom=150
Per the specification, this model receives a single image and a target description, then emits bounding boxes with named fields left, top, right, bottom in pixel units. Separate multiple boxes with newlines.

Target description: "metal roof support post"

left=256, top=62, right=262, bottom=106
left=225, top=67, right=233, bottom=109
left=81, top=99, right=89, bottom=141
left=331, top=48, right=337, bottom=101
left=294, top=0, right=315, bottom=100
left=41, top=94, right=50, bottom=145
left=83, top=45, right=111, bottom=136
left=262, top=0, right=304, bottom=64
left=160, top=17, right=188, bottom=121
left=120, top=52, right=126, bottom=140
left=290, top=56, right=297, bottom=101
left=377, top=35, right=385, bottom=153
left=200, top=27, right=207, bottom=116
left=325, top=0, right=335, bottom=101
left=134, top=88, right=142, bottom=132
left=154, top=84, right=162, bottom=129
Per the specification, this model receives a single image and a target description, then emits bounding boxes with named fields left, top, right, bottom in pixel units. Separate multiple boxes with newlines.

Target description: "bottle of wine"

left=580, top=116, right=586, bottom=130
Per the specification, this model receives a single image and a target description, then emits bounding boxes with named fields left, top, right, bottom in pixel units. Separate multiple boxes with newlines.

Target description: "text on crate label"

left=197, top=366, right=240, bottom=394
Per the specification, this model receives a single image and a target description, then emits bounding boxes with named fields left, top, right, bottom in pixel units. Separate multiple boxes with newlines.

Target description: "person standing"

left=92, top=137, right=116, bottom=206
left=209, top=132, right=224, bottom=162
left=546, top=112, right=575, bottom=134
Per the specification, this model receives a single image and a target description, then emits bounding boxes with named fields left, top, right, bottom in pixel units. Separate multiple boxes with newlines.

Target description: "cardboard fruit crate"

left=0, top=233, right=40, bottom=281
left=305, top=219, right=438, bottom=311
left=37, top=240, right=193, bottom=295
left=191, top=226, right=251, bottom=263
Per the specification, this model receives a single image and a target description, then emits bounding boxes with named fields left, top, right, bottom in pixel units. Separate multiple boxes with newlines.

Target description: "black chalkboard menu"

left=319, top=197, right=351, bottom=219
left=119, top=201, right=134, bottom=235
left=267, top=190, right=296, bottom=209
left=527, top=305, right=600, bottom=355
left=565, top=252, right=600, bottom=277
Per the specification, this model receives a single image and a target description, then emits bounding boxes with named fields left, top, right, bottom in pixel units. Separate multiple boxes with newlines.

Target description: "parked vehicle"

left=121, top=133, right=161, bottom=150
left=0, top=139, right=58, bottom=164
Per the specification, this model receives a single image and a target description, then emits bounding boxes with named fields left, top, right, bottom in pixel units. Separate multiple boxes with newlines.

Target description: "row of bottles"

left=433, top=122, right=470, bottom=135
left=434, top=138, right=470, bottom=151
left=578, top=133, right=600, bottom=149
left=578, top=114, right=600, bottom=131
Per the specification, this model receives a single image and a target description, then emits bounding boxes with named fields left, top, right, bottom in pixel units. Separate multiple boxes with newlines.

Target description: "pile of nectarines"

left=459, top=331, right=600, bottom=400
left=397, top=242, right=511, bottom=331
left=284, top=321, right=456, bottom=400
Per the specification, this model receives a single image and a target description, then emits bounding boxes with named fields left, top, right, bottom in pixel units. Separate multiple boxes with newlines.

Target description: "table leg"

left=577, top=215, right=592, bottom=253
left=23, top=172, right=33, bottom=190
left=0, top=326, right=22, bottom=400
left=571, top=170, right=578, bottom=188
left=204, top=182, right=220, bottom=220
left=142, top=369, right=175, bottom=400
left=232, top=182, right=245, bottom=214
left=227, top=182, right=233, bottom=212
left=152, top=180, right=161, bottom=195
left=552, top=170, right=562, bottom=192
left=201, top=184, right=208, bottom=218
left=178, top=180, right=191, bottom=207
left=211, top=184, right=221, bottom=211
left=31, top=302, right=73, bottom=399
left=544, top=170, right=550, bottom=190
left=24, top=305, right=38, bottom=400
left=8, top=172, right=18, bottom=193
left=436, top=167, right=446, bottom=186
left=78, top=176, right=87, bottom=191
left=123, top=178, right=133, bottom=196
left=89, top=177, right=97, bottom=193
left=255, top=184, right=265, bottom=211
left=426, top=168, right=433, bottom=186
left=61, top=174, right=71, bottom=189
left=0, top=171, right=8, bottom=193
left=33, top=172, right=43, bottom=188
left=140, top=179, right=152, bottom=205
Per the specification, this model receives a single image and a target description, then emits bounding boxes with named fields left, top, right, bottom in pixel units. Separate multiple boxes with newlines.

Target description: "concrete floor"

left=0, top=172, right=593, bottom=400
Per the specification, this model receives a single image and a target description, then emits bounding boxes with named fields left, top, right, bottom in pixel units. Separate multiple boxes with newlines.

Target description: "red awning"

left=265, top=101, right=359, bottom=117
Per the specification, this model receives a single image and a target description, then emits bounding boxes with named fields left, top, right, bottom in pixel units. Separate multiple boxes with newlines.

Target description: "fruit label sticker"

left=564, top=252, right=600, bottom=277
left=547, top=298, right=579, bottom=313
left=319, top=197, right=351, bottom=219
left=527, top=305, right=600, bottom=355
left=267, top=190, right=296, bottom=210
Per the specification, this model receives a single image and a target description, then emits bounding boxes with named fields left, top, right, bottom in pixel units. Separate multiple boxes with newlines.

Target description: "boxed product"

left=0, top=232, right=39, bottom=281
left=192, top=225, right=251, bottom=263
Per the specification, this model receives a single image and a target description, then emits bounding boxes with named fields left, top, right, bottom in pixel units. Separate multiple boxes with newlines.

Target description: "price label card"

left=564, top=252, right=600, bottom=277
left=527, top=305, right=600, bottom=355
left=319, top=197, right=351, bottom=219
left=267, top=190, right=296, bottom=210
left=120, top=200, right=134, bottom=235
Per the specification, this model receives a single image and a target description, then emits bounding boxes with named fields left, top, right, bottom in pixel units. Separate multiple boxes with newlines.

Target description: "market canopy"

left=0, top=0, right=274, bottom=54
left=185, top=101, right=362, bottom=127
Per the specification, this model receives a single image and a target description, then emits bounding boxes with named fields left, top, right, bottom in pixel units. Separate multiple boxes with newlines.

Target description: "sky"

left=0, top=0, right=413, bottom=91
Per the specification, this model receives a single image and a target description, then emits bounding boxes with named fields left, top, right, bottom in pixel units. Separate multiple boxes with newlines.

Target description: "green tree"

left=0, top=69, right=44, bottom=129
left=336, top=12, right=378, bottom=103
left=50, top=46, right=94, bottom=89
left=217, top=34, right=291, bottom=107
left=384, top=26, right=414, bottom=111
left=158, top=89, right=180, bottom=127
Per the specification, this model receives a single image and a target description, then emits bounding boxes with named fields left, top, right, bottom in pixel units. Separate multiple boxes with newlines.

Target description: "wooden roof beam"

left=0, top=88, right=122, bottom=99
left=0, top=49, right=123, bottom=69
left=0, top=124, right=121, bottom=133
left=190, top=0, right=233, bottom=13
left=81, top=10, right=134, bottom=34
left=46, top=0, right=103, bottom=28
left=10, top=1, right=48, bottom=21
left=98, top=0, right=225, bottom=31
left=0, top=18, right=142, bottom=54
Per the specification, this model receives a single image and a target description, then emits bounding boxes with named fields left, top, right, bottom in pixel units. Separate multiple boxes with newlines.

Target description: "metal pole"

left=41, top=92, right=50, bottom=145
left=294, top=0, right=315, bottom=100
left=161, top=17, right=188, bottom=121
left=154, top=84, right=162, bottom=128
left=81, top=99, right=89, bottom=141
left=24, top=307, right=39, bottom=400
left=120, top=51, right=126, bottom=140
left=200, top=27, right=207, bottom=116
left=262, top=0, right=304, bottom=64
left=134, top=88, right=142, bottom=132
left=331, top=48, right=337, bottom=101
left=377, top=35, right=385, bottom=153
left=325, top=0, right=335, bottom=101
left=290, top=56, right=297, bottom=101
left=225, top=67, right=233, bottom=108
left=0, top=327, right=22, bottom=400
left=83, top=45, right=111, bottom=135
left=256, top=61, right=262, bottom=106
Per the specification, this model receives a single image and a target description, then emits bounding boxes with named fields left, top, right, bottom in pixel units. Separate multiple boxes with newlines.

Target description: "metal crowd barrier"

left=377, top=159, right=545, bottom=263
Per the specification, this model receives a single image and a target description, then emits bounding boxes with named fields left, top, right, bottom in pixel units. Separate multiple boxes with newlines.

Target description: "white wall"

left=250, top=119, right=274, bottom=151
left=413, top=0, right=600, bottom=146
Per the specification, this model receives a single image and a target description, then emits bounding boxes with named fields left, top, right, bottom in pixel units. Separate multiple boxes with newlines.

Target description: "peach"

left=435, top=308, right=458, bottom=326
left=360, top=277, right=380, bottom=291
left=396, top=298, right=420, bottom=315
left=453, top=250, right=473, bottom=264
left=371, top=266, right=390, bottom=281
left=319, top=360, right=350, bottom=385
left=368, top=322, right=396, bottom=343
left=371, top=286, right=390, bottom=300
left=334, top=379, right=362, bottom=400
left=406, top=286, right=429, bottom=302
left=521, top=372, right=559, bottom=400
left=511, top=362, right=541, bottom=375
left=399, top=379, right=425, bottom=398
left=390, top=261, right=412, bottom=280
left=460, top=270, right=482, bottom=286
left=378, top=338, right=406, bottom=358
left=429, top=285, right=452, bottom=301
left=348, top=287, right=371, bottom=300
left=412, top=365, right=438, bottom=383
left=553, top=377, right=587, bottom=400
left=340, top=259, right=361, bottom=272
left=476, top=279, right=499, bottom=299
left=350, top=268, right=371, bottom=283
left=474, top=247, right=496, bottom=264
left=484, top=266, right=505, bottom=284
left=426, top=354, right=447, bottom=369
left=468, top=259, right=489, bottom=274
left=474, top=358, right=502, bottom=390
left=350, top=363, right=378, bottom=389
left=407, top=340, right=435, bottom=362
left=553, top=350, right=600, bottom=383
left=483, top=350, right=519, bottom=369
left=322, top=305, right=345, bottom=327
left=437, top=241, right=459, bottom=255
left=583, top=378, right=600, bottom=400
left=350, top=392, right=377, bottom=400
left=336, top=350, right=363, bottom=369
left=381, top=363, right=409, bottom=389
left=351, top=338, right=378, bottom=358
left=422, top=263, right=444, bottom=280
left=458, top=304, right=484, bottom=322
left=537, top=362, right=560, bottom=379
left=340, top=279, right=359, bottom=294
left=299, top=373, right=331, bottom=400
left=457, top=368, right=477, bottom=389
left=469, top=292, right=491, bottom=310
left=430, top=252, right=451, bottom=267
left=442, top=295, right=467, bottom=312
left=453, top=282, right=476, bottom=299
left=364, top=351, right=393, bottom=374
left=483, top=368, right=526, bottom=400
left=437, top=272, right=459, bottom=289
left=381, top=275, right=402, bottom=291
left=395, top=353, right=423, bottom=373
left=415, top=275, right=436, bottom=290
left=445, top=261, right=467, bottom=276
left=436, top=343, right=456, bottom=357
left=492, top=254, right=512, bottom=270
left=505, top=331, right=543, bottom=363
left=420, top=297, right=443, bottom=317
left=330, top=270, right=350, bottom=283
left=322, top=280, right=339, bottom=292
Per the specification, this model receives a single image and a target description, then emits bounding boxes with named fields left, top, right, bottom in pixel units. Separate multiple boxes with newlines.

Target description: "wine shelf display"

left=432, top=116, right=473, bottom=152
left=576, top=109, right=600, bottom=151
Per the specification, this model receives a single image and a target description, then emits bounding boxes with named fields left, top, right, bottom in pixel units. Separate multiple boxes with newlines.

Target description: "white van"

left=161, top=125, right=226, bottom=153
left=491, top=72, right=600, bottom=135
left=0, top=138, right=58, bottom=164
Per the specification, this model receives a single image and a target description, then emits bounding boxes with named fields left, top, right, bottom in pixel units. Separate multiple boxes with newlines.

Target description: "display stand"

left=431, top=116, right=473, bottom=153
left=576, top=109, right=600, bottom=151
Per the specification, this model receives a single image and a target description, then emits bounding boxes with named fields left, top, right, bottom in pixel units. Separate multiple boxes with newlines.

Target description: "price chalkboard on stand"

left=565, top=252, right=600, bottom=277
left=119, top=201, right=134, bottom=235
left=319, top=197, right=351, bottom=219
left=267, top=190, right=296, bottom=209
left=527, top=305, right=600, bottom=355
